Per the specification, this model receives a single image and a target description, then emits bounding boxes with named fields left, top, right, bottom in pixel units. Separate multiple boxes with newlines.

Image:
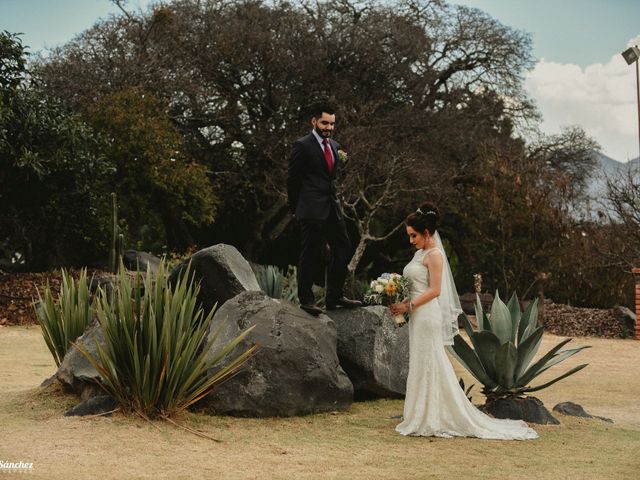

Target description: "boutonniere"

left=337, top=149, right=348, bottom=164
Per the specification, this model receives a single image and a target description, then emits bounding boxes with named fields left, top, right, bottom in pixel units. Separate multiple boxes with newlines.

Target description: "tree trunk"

left=348, top=234, right=371, bottom=276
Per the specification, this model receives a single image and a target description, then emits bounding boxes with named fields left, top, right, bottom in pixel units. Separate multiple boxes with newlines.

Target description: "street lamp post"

left=622, top=46, right=640, bottom=340
left=621, top=46, right=640, bottom=161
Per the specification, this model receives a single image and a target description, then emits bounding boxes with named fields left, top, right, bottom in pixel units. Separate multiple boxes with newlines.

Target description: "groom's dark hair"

left=310, top=101, right=336, bottom=119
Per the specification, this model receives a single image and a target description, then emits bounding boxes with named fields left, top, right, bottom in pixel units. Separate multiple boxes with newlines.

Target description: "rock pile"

left=543, top=300, right=635, bottom=338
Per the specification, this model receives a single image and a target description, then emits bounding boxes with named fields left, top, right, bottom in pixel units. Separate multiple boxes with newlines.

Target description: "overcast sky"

left=452, top=0, right=640, bottom=162
left=3, top=0, right=640, bottom=161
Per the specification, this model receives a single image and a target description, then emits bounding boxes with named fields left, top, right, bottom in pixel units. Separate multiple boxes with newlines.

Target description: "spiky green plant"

left=255, top=265, right=285, bottom=299
left=450, top=292, right=590, bottom=402
left=76, top=261, right=256, bottom=419
left=35, top=268, right=95, bottom=367
left=255, top=264, right=298, bottom=303
left=458, top=377, right=474, bottom=402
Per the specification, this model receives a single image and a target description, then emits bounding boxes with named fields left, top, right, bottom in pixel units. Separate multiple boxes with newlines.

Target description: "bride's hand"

left=389, top=301, right=408, bottom=315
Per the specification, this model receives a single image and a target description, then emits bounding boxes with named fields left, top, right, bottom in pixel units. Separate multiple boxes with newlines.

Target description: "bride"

left=389, top=203, right=538, bottom=440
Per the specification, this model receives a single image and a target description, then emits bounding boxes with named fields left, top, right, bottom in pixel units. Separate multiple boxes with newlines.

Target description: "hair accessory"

left=416, top=208, right=436, bottom=216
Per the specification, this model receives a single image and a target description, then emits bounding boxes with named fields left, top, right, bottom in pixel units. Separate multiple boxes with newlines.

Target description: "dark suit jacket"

left=287, top=133, right=343, bottom=220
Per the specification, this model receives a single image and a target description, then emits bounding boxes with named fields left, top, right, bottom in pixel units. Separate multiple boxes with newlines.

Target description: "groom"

left=287, top=102, right=362, bottom=316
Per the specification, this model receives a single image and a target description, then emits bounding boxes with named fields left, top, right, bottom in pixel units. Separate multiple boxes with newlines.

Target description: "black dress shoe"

left=325, top=297, right=363, bottom=310
left=300, top=303, right=323, bottom=316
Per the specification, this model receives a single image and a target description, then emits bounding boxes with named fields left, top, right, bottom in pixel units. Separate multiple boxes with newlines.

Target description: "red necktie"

left=322, top=139, right=333, bottom=174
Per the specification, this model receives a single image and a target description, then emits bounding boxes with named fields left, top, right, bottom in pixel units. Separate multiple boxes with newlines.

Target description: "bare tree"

left=602, top=166, right=640, bottom=269
left=36, top=0, right=537, bottom=266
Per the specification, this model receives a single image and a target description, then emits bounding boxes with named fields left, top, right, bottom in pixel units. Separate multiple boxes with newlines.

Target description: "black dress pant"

left=297, top=209, right=351, bottom=305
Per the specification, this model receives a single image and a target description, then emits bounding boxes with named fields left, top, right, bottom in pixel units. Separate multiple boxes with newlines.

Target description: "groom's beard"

left=314, top=126, right=333, bottom=138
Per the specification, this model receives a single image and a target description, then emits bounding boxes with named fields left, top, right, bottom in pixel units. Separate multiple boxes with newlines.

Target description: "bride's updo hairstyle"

left=406, top=202, right=440, bottom=236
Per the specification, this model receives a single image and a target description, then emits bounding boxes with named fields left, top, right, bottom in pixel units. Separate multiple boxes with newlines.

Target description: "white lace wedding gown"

left=395, top=248, right=538, bottom=440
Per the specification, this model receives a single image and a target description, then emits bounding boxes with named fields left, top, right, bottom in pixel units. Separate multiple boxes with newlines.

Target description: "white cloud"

left=525, top=35, right=640, bottom=162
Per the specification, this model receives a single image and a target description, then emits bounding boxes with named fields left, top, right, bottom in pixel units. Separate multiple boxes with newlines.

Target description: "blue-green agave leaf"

left=522, top=364, right=589, bottom=393
left=515, top=326, right=544, bottom=379
left=450, top=335, right=497, bottom=388
left=517, top=298, right=539, bottom=346
left=470, top=330, right=501, bottom=382
left=529, top=345, right=592, bottom=378
left=489, top=291, right=512, bottom=345
left=475, top=294, right=487, bottom=331
left=516, top=338, right=573, bottom=388
left=506, top=292, right=520, bottom=344
left=460, top=313, right=475, bottom=338
left=495, top=341, right=518, bottom=389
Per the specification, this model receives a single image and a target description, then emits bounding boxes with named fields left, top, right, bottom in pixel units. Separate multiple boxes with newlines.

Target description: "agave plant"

left=255, top=265, right=285, bottom=299
left=255, top=264, right=298, bottom=303
left=75, top=261, right=256, bottom=419
left=35, top=268, right=95, bottom=367
left=458, top=378, right=474, bottom=402
left=450, top=292, right=590, bottom=401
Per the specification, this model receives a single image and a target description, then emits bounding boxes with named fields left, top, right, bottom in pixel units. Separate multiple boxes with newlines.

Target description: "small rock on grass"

left=553, top=401, right=613, bottom=423
left=64, top=395, right=118, bottom=417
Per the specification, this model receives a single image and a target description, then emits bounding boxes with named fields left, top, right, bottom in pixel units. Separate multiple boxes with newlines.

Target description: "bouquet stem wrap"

left=393, top=313, right=407, bottom=327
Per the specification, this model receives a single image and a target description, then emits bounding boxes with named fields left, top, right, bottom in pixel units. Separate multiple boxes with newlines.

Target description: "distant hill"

left=586, top=151, right=639, bottom=200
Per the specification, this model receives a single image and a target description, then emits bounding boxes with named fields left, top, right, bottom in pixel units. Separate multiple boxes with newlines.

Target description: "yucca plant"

left=450, top=292, right=590, bottom=402
left=76, top=261, right=256, bottom=419
left=35, top=268, right=95, bottom=367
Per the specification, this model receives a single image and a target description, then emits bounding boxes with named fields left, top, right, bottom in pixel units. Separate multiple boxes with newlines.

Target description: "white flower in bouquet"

left=363, top=273, right=411, bottom=326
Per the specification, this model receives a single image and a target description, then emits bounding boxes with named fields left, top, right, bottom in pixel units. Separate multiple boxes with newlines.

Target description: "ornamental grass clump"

left=35, top=268, right=95, bottom=367
left=77, top=261, right=256, bottom=419
left=451, top=292, right=590, bottom=402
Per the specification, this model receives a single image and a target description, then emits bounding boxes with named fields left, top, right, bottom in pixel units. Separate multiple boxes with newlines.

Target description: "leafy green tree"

left=0, top=31, right=112, bottom=268
left=85, top=87, right=217, bottom=252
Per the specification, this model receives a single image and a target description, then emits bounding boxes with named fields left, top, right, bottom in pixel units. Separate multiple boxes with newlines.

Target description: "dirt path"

left=1, top=326, right=639, bottom=479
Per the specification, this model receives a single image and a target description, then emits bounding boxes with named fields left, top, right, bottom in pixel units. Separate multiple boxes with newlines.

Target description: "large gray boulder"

left=56, top=318, right=104, bottom=399
left=201, top=290, right=353, bottom=417
left=327, top=306, right=410, bottom=399
left=123, top=250, right=161, bottom=275
left=169, top=244, right=260, bottom=315
left=86, top=273, right=118, bottom=302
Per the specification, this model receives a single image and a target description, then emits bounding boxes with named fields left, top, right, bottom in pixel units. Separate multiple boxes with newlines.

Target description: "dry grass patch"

left=1, top=325, right=639, bottom=479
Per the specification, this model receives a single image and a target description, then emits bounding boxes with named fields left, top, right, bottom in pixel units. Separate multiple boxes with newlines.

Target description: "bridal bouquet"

left=364, top=273, right=410, bottom=326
